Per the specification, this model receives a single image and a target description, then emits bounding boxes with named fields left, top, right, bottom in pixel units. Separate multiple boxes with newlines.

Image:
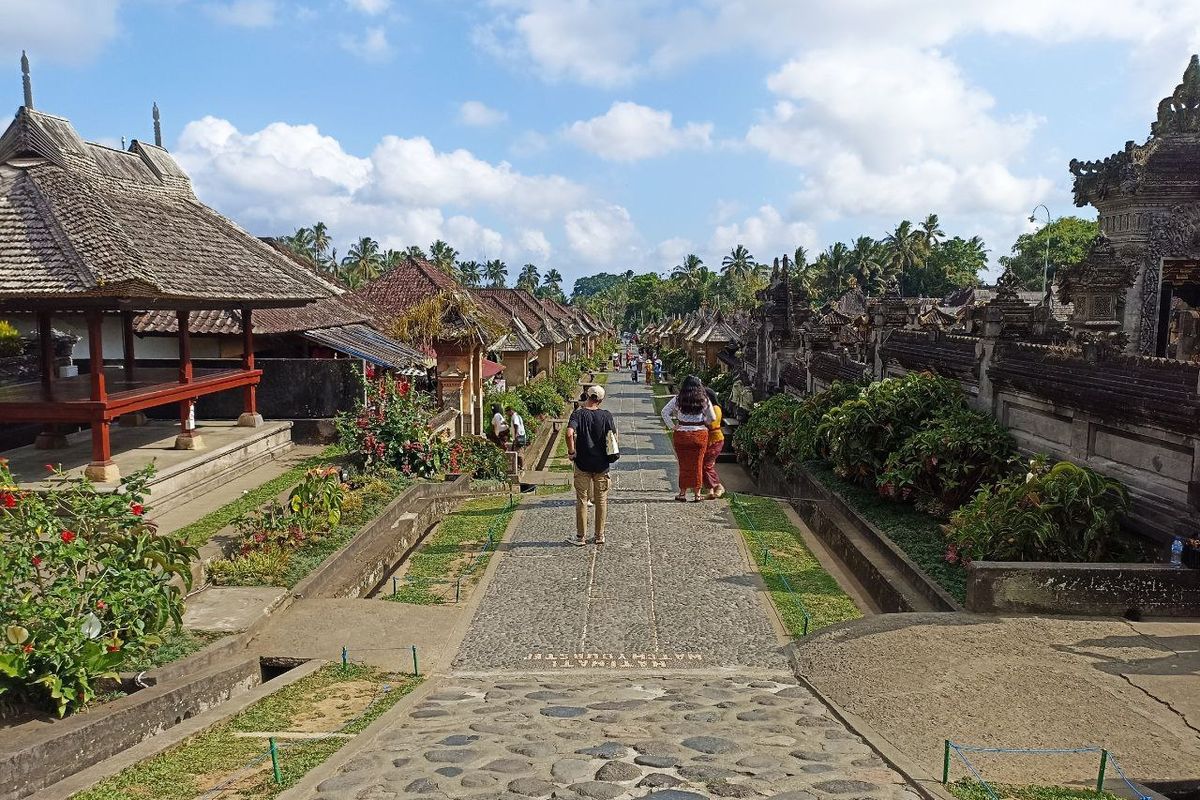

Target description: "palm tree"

left=288, top=226, right=315, bottom=259
left=721, top=244, right=756, bottom=279
left=883, top=220, right=924, bottom=294
left=847, top=236, right=889, bottom=294
left=484, top=259, right=508, bottom=288
left=310, top=221, right=331, bottom=262
left=793, top=246, right=808, bottom=272
left=404, top=245, right=427, bottom=261
left=671, top=254, right=705, bottom=288
left=516, top=263, right=540, bottom=291
left=458, top=260, right=482, bottom=287
left=429, top=240, right=459, bottom=278
left=342, top=236, right=383, bottom=285
left=919, top=213, right=945, bottom=251
left=815, top=242, right=853, bottom=299
left=380, top=249, right=405, bottom=271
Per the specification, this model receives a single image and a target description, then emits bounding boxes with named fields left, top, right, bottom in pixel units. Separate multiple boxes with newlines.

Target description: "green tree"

left=458, top=260, right=482, bottom=287
left=883, top=220, right=928, bottom=295
left=342, top=236, right=383, bottom=286
left=721, top=244, right=756, bottom=280
left=814, top=242, right=854, bottom=300
left=914, top=236, right=987, bottom=296
left=404, top=245, right=427, bottom=261
left=429, top=240, right=459, bottom=278
left=846, top=236, right=890, bottom=294
left=484, top=259, right=508, bottom=288
left=571, top=272, right=624, bottom=299
left=310, top=221, right=331, bottom=262
left=516, top=263, right=540, bottom=291
left=998, top=216, right=1100, bottom=292
left=671, top=254, right=705, bottom=289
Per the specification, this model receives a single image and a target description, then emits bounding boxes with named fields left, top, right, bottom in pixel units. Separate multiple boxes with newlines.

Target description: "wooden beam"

left=177, top=310, right=192, bottom=384
left=121, top=309, right=135, bottom=380
left=86, top=310, right=106, bottom=402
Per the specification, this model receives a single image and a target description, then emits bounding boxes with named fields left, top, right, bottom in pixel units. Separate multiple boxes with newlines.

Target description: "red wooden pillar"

left=175, top=310, right=200, bottom=449
left=83, top=310, right=117, bottom=481
left=238, top=307, right=260, bottom=425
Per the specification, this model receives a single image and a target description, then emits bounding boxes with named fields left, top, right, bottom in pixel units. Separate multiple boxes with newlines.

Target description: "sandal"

left=674, top=494, right=687, bottom=502
left=714, top=487, right=726, bottom=499
left=594, top=537, right=605, bottom=546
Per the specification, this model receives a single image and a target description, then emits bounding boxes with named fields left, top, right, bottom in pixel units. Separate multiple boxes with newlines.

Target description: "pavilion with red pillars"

left=0, top=55, right=329, bottom=481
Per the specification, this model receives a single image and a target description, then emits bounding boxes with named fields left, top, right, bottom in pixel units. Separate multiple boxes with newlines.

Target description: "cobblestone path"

left=307, top=379, right=917, bottom=800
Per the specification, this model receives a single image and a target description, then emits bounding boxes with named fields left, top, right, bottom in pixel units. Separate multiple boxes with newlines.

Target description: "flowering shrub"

left=448, top=436, right=509, bottom=480
left=549, top=362, right=582, bottom=400
left=336, top=376, right=448, bottom=479
left=946, top=456, right=1130, bottom=563
left=816, top=372, right=966, bottom=486
left=287, top=466, right=346, bottom=529
left=877, top=407, right=1017, bottom=517
left=232, top=501, right=306, bottom=555
left=0, top=462, right=196, bottom=716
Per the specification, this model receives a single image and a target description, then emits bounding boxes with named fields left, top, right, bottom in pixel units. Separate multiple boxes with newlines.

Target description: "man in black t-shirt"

left=566, top=384, right=616, bottom=546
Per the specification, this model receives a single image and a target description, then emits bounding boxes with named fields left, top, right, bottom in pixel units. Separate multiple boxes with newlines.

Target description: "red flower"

left=60, top=529, right=77, bottom=543
left=96, top=600, right=107, bottom=611
left=130, top=503, right=144, bottom=516
left=22, top=644, right=32, bottom=654
left=106, top=644, right=121, bottom=653
left=31, top=556, right=42, bottom=567
left=45, top=464, right=55, bottom=472
left=1, top=493, right=15, bottom=508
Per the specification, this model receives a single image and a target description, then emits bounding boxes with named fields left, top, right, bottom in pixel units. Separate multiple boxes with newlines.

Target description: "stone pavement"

left=298, top=378, right=914, bottom=800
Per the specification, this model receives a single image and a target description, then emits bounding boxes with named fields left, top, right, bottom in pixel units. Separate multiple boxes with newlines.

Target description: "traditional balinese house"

left=0, top=69, right=329, bottom=481
left=472, top=289, right=542, bottom=387
left=693, top=313, right=740, bottom=371
left=347, top=256, right=501, bottom=436
left=509, top=289, right=569, bottom=368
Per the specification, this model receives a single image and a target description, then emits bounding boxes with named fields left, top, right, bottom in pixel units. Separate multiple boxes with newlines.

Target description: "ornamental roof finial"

left=20, top=50, right=32, bottom=109
left=1152, top=54, right=1200, bottom=136
left=152, top=101, right=162, bottom=147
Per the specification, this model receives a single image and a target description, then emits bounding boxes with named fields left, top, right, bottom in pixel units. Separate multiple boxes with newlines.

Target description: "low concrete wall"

left=758, top=459, right=960, bottom=613
left=0, top=657, right=260, bottom=800
left=295, top=475, right=471, bottom=600
left=967, top=561, right=1200, bottom=617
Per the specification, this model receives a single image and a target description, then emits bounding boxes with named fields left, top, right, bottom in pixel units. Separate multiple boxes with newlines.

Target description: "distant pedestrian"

left=702, top=387, right=726, bottom=499
left=661, top=375, right=715, bottom=502
left=489, top=403, right=509, bottom=447
left=654, top=357, right=663, bottom=381
left=566, top=385, right=617, bottom=546
left=631, top=359, right=640, bottom=382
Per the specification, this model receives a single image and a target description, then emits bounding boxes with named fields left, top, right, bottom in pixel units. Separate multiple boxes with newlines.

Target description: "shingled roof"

left=0, top=107, right=330, bottom=310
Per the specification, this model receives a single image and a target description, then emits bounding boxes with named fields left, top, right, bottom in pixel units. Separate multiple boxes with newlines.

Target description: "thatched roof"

left=0, top=107, right=330, bottom=311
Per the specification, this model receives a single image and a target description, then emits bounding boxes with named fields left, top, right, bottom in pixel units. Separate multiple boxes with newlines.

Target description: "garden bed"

left=72, top=663, right=420, bottom=800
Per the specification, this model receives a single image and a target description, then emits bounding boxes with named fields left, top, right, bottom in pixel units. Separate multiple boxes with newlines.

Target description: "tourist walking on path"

left=702, top=387, right=726, bottom=499
left=566, top=385, right=617, bottom=546
left=631, top=357, right=640, bottom=382
left=661, top=375, right=716, bottom=502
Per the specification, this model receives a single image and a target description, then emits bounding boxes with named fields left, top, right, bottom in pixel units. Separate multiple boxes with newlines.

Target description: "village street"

left=293, top=378, right=921, bottom=800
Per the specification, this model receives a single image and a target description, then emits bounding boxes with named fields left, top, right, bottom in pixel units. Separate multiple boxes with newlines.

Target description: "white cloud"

left=340, top=26, right=391, bottom=62
left=205, top=0, right=277, bottom=28
left=564, top=204, right=640, bottom=265
left=458, top=100, right=509, bottom=127
left=174, top=116, right=630, bottom=274
left=345, top=0, right=390, bottom=14
left=510, top=130, right=549, bottom=157
left=517, top=229, right=553, bottom=260
left=654, top=237, right=694, bottom=269
left=565, top=102, right=712, bottom=161
left=0, top=0, right=122, bottom=65
left=709, top=205, right=818, bottom=263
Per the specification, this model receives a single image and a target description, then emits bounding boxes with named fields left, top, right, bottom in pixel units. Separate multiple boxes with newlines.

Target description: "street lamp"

left=1028, top=204, right=1053, bottom=304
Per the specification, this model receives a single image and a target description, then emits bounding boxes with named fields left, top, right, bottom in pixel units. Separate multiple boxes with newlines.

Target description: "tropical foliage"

left=998, top=216, right=1100, bottom=292
left=447, top=436, right=509, bottom=480
left=0, top=463, right=196, bottom=716
left=336, top=376, right=448, bottom=479
left=0, top=319, right=22, bottom=357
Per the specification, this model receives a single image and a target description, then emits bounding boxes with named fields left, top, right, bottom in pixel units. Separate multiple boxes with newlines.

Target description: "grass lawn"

left=593, top=372, right=608, bottom=385
left=75, top=664, right=420, bottom=800
left=548, top=426, right=573, bottom=472
left=387, top=493, right=517, bottom=604
left=730, top=494, right=862, bottom=636
left=537, top=483, right=571, bottom=495
left=173, top=447, right=340, bottom=547
left=949, top=780, right=1121, bottom=800
left=805, top=463, right=967, bottom=602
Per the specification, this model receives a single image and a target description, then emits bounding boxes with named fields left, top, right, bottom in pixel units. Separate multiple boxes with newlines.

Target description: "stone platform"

left=3, top=420, right=293, bottom=514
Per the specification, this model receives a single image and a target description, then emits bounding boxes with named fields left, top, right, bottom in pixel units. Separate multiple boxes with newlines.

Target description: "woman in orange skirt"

left=661, top=375, right=716, bottom=502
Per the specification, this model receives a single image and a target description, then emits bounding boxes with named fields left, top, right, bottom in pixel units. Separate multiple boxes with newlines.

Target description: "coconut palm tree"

left=919, top=213, right=945, bottom=251
left=458, top=260, right=482, bottom=287
left=310, top=221, right=331, bottom=262
left=484, top=259, right=508, bottom=288
left=543, top=268, right=563, bottom=291
left=380, top=249, right=405, bottom=272
left=884, top=220, right=925, bottom=294
left=403, top=245, right=427, bottom=261
left=847, top=236, right=890, bottom=294
left=815, top=242, right=853, bottom=299
left=721, top=244, right=756, bottom=279
left=516, top=263, right=540, bottom=291
left=429, top=240, right=459, bottom=278
left=342, top=236, right=383, bottom=285
left=671, top=254, right=705, bottom=288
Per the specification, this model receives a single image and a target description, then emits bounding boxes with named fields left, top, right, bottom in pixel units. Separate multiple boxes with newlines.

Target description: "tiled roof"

left=0, top=108, right=329, bottom=309
left=347, top=256, right=461, bottom=320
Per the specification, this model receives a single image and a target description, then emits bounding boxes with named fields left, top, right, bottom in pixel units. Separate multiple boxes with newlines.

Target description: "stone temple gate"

left=1064, top=54, right=1200, bottom=358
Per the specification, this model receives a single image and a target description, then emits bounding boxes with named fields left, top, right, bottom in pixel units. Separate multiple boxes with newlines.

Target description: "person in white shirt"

left=506, top=405, right=526, bottom=448
left=490, top=403, right=509, bottom=446
left=660, top=375, right=716, bottom=502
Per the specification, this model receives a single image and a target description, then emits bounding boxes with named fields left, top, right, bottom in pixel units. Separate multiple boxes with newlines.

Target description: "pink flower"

left=22, top=644, right=33, bottom=654
left=31, top=555, right=42, bottom=567
left=96, top=600, right=107, bottom=611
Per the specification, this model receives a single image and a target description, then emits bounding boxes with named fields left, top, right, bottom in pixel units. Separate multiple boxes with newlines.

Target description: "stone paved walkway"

left=303, top=378, right=917, bottom=800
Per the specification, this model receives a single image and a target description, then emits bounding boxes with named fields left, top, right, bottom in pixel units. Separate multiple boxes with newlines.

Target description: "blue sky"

left=4, top=1, right=1200, bottom=290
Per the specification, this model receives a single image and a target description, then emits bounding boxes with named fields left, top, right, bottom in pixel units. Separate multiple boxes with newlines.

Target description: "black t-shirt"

left=568, top=407, right=617, bottom=474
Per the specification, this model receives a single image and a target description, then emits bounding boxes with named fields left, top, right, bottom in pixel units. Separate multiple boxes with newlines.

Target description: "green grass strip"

left=730, top=494, right=862, bottom=636
left=949, top=780, right=1122, bottom=800
left=125, top=628, right=224, bottom=672
left=387, top=494, right=517, bottom=605
left=75, top=664, right=420, bottom=800
left=805, top=463, right=967, bottom=602
left=173, top=447, right=340, bottom=547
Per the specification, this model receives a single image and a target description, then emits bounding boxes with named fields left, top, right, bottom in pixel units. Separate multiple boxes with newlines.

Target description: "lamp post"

left=1029, top=204, right=1053, bottom=304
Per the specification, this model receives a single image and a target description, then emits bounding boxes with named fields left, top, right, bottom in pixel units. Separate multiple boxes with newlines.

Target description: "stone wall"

left=967, top=561, right=1200, bottom=617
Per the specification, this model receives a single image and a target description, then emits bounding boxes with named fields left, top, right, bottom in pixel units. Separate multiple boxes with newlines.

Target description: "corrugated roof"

left=302, top=323, right=429, bottom=371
